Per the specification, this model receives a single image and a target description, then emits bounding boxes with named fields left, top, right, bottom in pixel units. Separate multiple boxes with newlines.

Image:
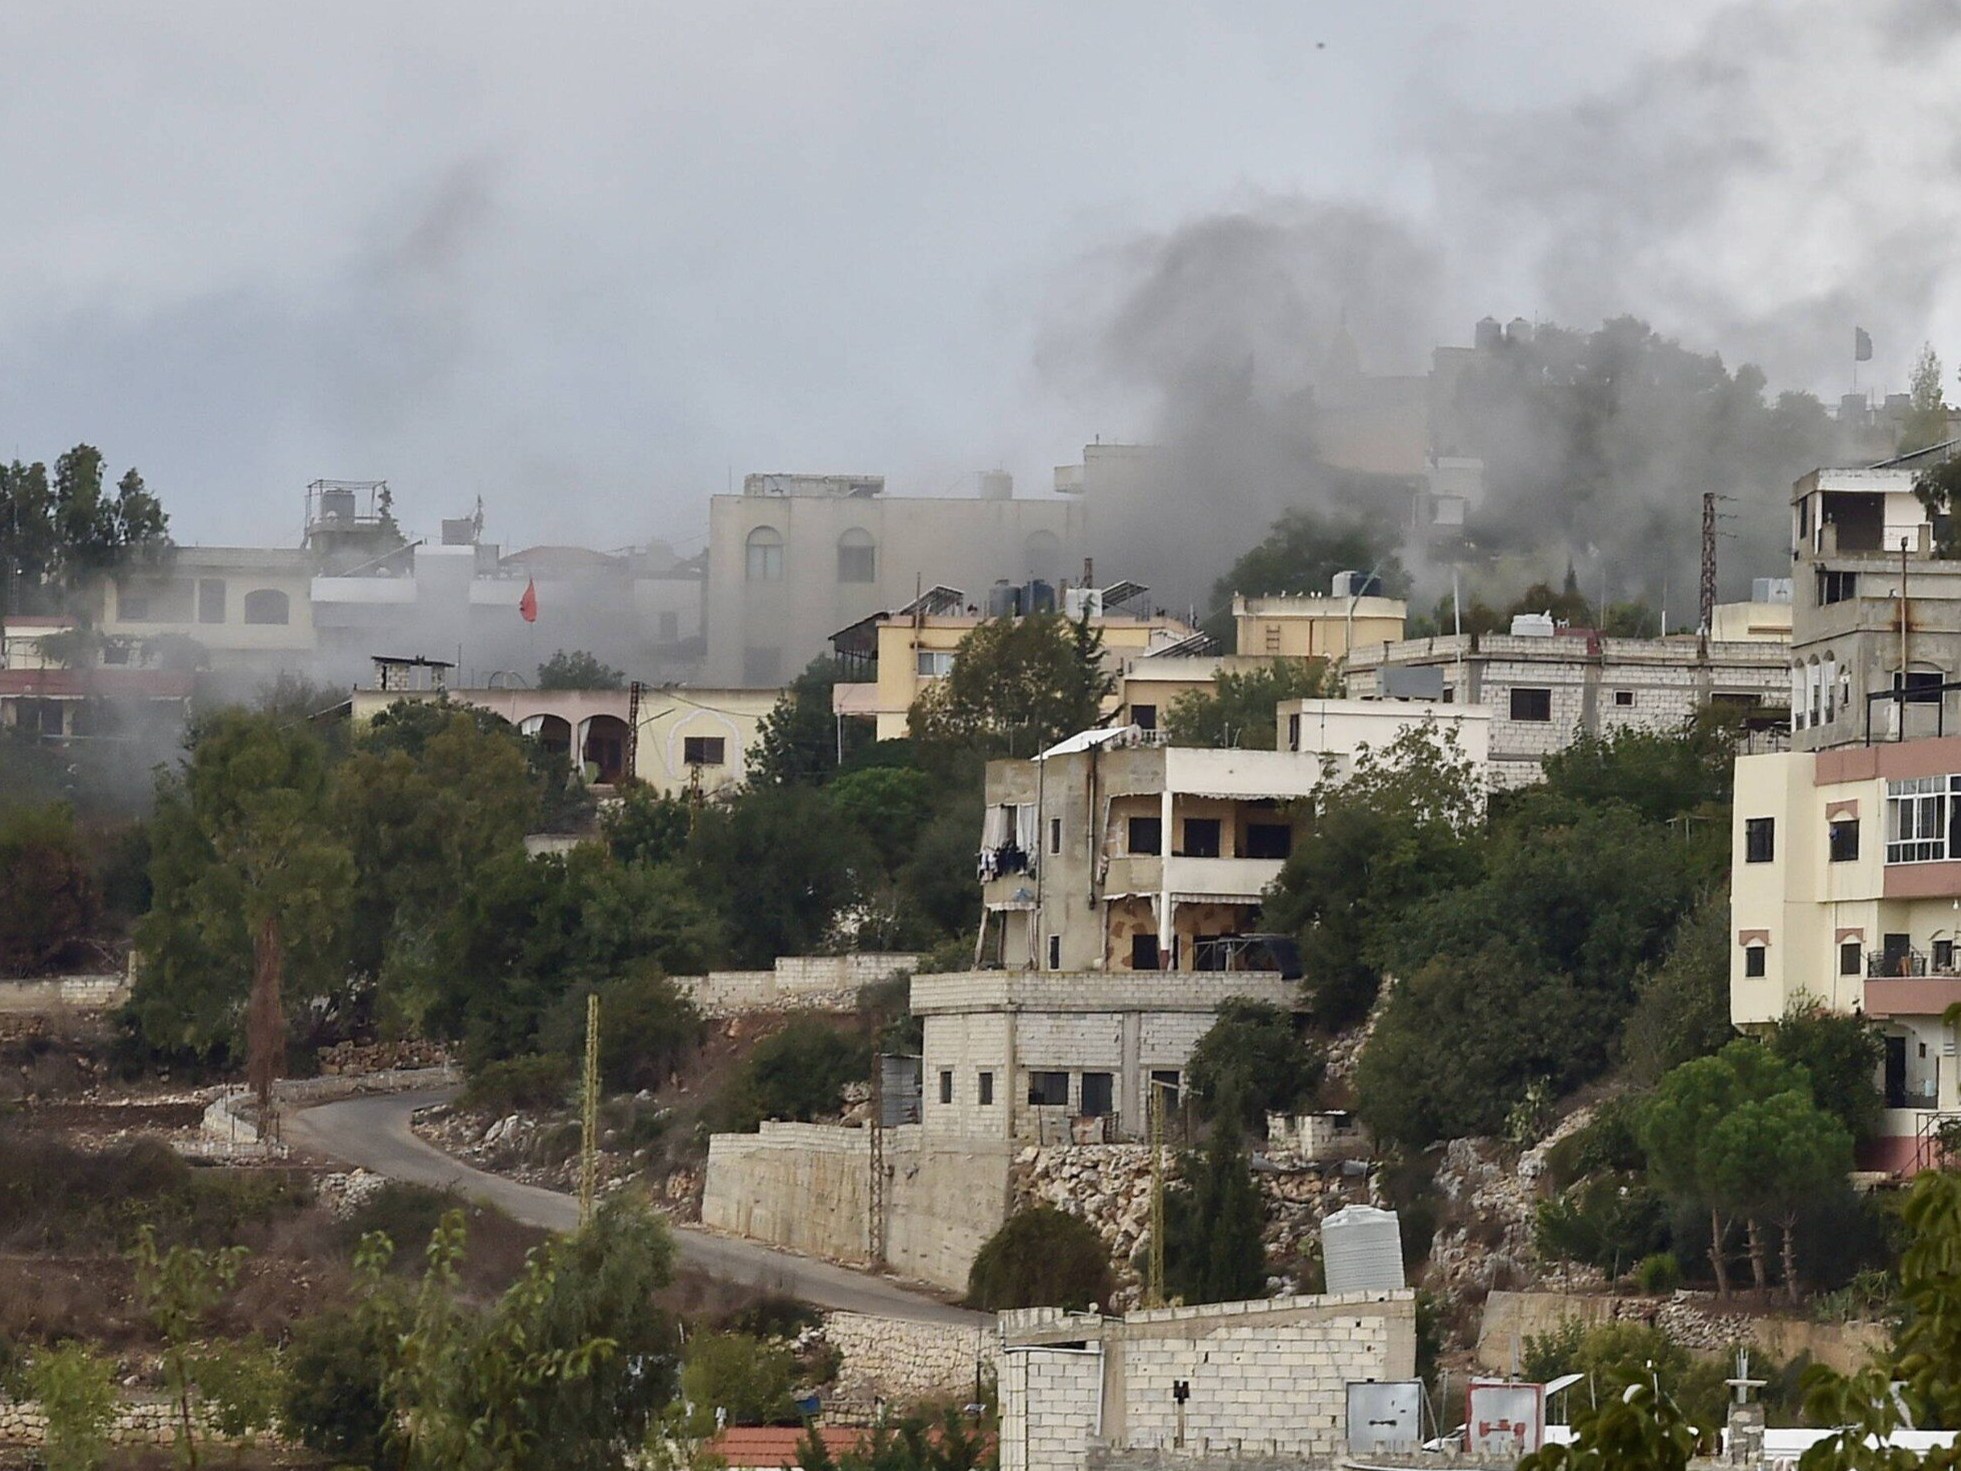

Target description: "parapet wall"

left=823, top=1311, right=1000, bottom=1422
left=679, top=953, right=920, bottom=1017
left=910, top=970, right=1294, bottom=1016
left=0, top=970, right=129, bottom=1014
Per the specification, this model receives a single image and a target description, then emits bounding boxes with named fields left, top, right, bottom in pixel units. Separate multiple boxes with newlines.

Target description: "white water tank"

left=1321, top=1205, right=1405, bottom=1294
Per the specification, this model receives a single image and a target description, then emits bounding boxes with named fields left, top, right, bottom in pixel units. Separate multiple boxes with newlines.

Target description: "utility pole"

left=1145, top=1080, right=1167, bottom=1308
left=1699, top=491, right=1718, bottom=637
left=868, top=1058, right=888, bottom=1268
left=580, top=993, right=601, bottom=1227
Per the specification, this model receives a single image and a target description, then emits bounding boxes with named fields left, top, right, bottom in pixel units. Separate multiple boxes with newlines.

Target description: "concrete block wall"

left=0, top=972, right=129, bottom=1014
left=1000, top=1292, right=1417, bottom=1471
left=677, top=953, right=920, bottom=1018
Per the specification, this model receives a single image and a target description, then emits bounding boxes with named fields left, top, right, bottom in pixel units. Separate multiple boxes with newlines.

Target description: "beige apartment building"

left=99, top=545, right=318, bottom=677
left=1233, top=590, right=1406, bottom=662
left=703, top=472, right=1087, bottom=686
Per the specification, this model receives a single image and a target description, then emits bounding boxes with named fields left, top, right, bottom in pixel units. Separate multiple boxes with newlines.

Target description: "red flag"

left=519, top=578, right=538, bottom=623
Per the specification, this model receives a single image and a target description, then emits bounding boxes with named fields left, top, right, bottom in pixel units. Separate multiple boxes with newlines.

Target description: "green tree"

left=1619, top=893, right=1735, bottom=1084
left=1702, top=1087, right=1852, bottom=1299
left=130, top=1226, right=250, bottom=1469
left=829, top=765, right=936, bottom=872
left=1161, top=659, right=1334, bottom=749
left=1766, top=1000, right=1883, bottom=1143
left=1539, top=716, right=1737, bottom=824
left=1263, top=722, right=1485, bottom=1028
left=130, top=713, right=354, bottom=1069
left=967, top=1206, right=1116, bottom=1311
left=602, top=787, right=693, bottom=867
left=679, top=1332, right=798, bottom=1436
left=1163, top=1119, right=1267, bottom=1305
left=1901, top=342, right=1951, bottom=455
left=1638, top=1040, right=1816, bottom=1297
left=537, top=649, right=627, bottom=690
left=749, top=658, right=861, bottom=787
left=1184, top=1000, right=1323, bottom=1129
left=0, top=445, right=169, bottom=622
left=1208, top=508, right=1404, bottom=650
left=27, top=1341, right=118, bottom=1471
left=907, top=612, right=1114, bottom=757
left=721, top=1016, right=870, bottom=1130
left=687, top=786, right=870, bottom=966
left=0, top=802, right=96, bottom=976
left=539, top=968, right=704, bottom=1094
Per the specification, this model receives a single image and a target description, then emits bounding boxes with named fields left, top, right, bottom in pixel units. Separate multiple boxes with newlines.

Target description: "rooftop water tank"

left=1474, top=316, right=1503, bottom=351
left=980, top=471, right=1013, bottom=501
left=1321, top=1204, right=1405, bottom=1295
left=1510, top=612, right=1556, bottom=637
left=987, top=579, right=1021, bottom=620
left=1025, top=579, right=1055, bottom=615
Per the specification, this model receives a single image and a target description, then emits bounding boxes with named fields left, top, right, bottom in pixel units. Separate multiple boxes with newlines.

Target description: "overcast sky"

left=1, top=0, right=1952, bottom=552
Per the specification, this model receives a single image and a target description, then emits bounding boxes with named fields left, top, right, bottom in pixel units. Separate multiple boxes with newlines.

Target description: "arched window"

left=1024, top=529, right=1061, bottom=579
left=746, top=526, right=784, bottom=582
left=837, top=528, right=876, bottom=584
left=241, top=588, right=290, bottom=626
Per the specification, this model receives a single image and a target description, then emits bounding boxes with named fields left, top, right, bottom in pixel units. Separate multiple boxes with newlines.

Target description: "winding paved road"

left=287, top=1090, right=985, bottom=1326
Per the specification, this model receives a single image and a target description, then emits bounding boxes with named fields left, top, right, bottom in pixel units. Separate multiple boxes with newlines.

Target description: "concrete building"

left=98, top=545, right=319, bottom=678
left=703, top=471, right=1087, bottom=686
left=1348, top=622, right=1790, bottom=789
left=978, top=708, right=1488, bottom=975
left=998, top=1293, right=1418, bottom=1471
left=1731, top=737, right=1961, bottom=1174
left=1232, top=591, right=1406, bottom=664
left=830, top=585, right=1199, bottom=742
left=351, top=679, right=777, bottom=796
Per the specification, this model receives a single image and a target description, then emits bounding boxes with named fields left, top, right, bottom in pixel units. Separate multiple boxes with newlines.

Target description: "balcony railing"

left=1868, top=947, right=1961, bottom=978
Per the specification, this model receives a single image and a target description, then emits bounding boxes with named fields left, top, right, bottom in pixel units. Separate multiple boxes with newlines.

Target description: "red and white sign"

left=1465, top=1380, right=1545, bottom=1457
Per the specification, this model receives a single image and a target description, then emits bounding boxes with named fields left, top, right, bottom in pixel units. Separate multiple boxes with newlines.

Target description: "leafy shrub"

left=0, top=802, right=97, bottom=976
left=540, top=970, right=705, bottom=1094
left=719, top=1292, right=823, bottom=1342
left=1184, top=1001, right=1324, bottom=1131
left=28, top=1341, right=117, bottom=1471
left=284, top=1305, right=397, bottom=1465
left=680, top=1332, right=799, bottom=1435
left=1534, top=1175, right=1670, bottom=1272
left=463, top=1054, right=573, bottom=1114
left=339, top=1182, right=455, bottom=1258
left=194, top=1335, right=284, bottom=1442
left=1635, top=1252, right=1682, bottom=1294
left=967, top=1207, right=1116, bottom=1311
left=720, top=1017, right=870, bottom=1131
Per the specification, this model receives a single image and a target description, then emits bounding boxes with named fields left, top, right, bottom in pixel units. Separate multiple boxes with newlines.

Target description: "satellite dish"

left=1545, top=1373, right=1585, bottom=1396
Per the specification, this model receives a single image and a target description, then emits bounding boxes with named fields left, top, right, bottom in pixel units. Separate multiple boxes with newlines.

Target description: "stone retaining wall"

left=822, top=1312, right=1000, bottom=1422
left=192, top=1065, right=461, bottom=1159
left=0, top=1395, right=269, bottom=1449
left=0, top=969, right=129, bottom=1014
left=679, top=953, right=919, bottom=1018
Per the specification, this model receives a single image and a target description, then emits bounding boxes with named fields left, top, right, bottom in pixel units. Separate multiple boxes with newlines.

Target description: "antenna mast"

left=1699, top=491, right=1718, bottom=636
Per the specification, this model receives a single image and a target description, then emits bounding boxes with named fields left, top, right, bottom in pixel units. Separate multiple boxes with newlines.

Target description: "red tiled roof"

left=708, top=1426, right=866, bottom=1469
left=0, top=668, right=194, bottom=698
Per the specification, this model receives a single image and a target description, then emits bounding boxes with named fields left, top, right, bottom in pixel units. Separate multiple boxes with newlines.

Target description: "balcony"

left=1162, top=854, right=1285, bottom=901
left=1864, top=950, right=1961, bottom=1018
left=1867, top=947, right=1961, bottom=979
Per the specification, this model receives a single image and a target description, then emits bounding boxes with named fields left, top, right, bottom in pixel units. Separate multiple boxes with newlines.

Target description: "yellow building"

left=831, top=592, right=1201, bottom=741
left=98, top=546, right=318, bottom=676
left=351, top=679, right=780, bottom=797
left=1232, top=592, right=1406, bottom=662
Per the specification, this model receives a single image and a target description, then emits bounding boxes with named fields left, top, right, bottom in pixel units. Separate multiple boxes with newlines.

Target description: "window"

left=1829, top=818, right=1860, bottom=863
left=915, top=650, right=955, bottom=678
left=1180, top=818, right=1221, bottom=858
left=1131, top=932, right=1160, bottom=969
left=1244, top=822, right=1292, bottom=860
left=197, top=578, right=226, bottom=625
left=1744, top=945, right=1767, bottom=978
left=1150, top=1069, right=1180, bottom=1115
left=683, top=736, right=726, bottom=766
left=118, top=588, right=150, bottom=620
left=1900, top=670, right=1945, bottom=705
left=939, top=1070, right=953, bottom=1105
left=1133, top=703, right=1157, bottom=732
left=1028, top=1070, right=1069, bottom=1106
left=1049, top=817, right=1061, bottom=854
left=1080, top=1072, right=1114, bottom=1117
left=658, top=610, right=679, bottom=642
left=978, top=1071, right=994, bottom=1106
left=1841, top=940, right=1863, bottom=976
left=1819, top=569, right=1857, bottom=605
left=1613, top=690, right=1634, bottom=707
left=744, top=526, right=784, bottom=581
left=241, top=589, right=289, bottom=625
left=1047, top=934, right=1060, bottom=970
left=742, top=646, right=782, bottom=685
left=1938, top=940, right=1956, bottom=973
left=1287, top=713, right=1301, bottom=751
left=1127, top=816, right=1162, bottom=855
left=1744, top=817, right=1775, bottom=864
left=1887, top=776, right=1955, bottom=864
left=837, top=528, right=876, bottom=583
left=1510, top=687, right=1553, bottom=722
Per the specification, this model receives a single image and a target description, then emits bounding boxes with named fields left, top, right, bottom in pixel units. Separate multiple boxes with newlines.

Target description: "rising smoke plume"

left=1047, top=0, right=1961, bottom=618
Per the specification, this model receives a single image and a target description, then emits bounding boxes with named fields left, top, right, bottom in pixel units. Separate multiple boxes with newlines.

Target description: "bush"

left=540, top=970, right=705, bottom=1095
left=28, top=1341, right=117, bottom=1471
left=339, top=1182, right=455, bottom=1258
left=463, top=1054, right=573, bottom=1114
left=1534, top=1175, right=1670, bottom=1273
left=720, top=1017, right=870, bottom=1131
left=1635, top=1252, right=1682, bottom=1294
left=283, top=1305, right=398, bottom=1464
left=966, top=1207, right=1115, bottom=1311
left=680, top=1332, right=799, bottom=1436
left=0, top=802, right=97, bottom=976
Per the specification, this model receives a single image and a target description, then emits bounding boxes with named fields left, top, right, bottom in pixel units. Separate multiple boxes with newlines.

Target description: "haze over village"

left=13, top=5, right=1961, bottom=1470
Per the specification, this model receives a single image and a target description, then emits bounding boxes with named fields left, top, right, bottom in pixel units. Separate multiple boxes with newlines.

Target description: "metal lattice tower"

left=1699, top=491, right=1718, bottom=636
left=1145, top=1082, right=1167, bottom=1308
left=868, top=1059, right=888, bottom=1266
left=579, top=993, right=601, bottom=1227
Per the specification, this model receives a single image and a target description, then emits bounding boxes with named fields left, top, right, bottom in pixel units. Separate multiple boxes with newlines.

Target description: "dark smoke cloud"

left=1049, top=0, right=1961, bottom=615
